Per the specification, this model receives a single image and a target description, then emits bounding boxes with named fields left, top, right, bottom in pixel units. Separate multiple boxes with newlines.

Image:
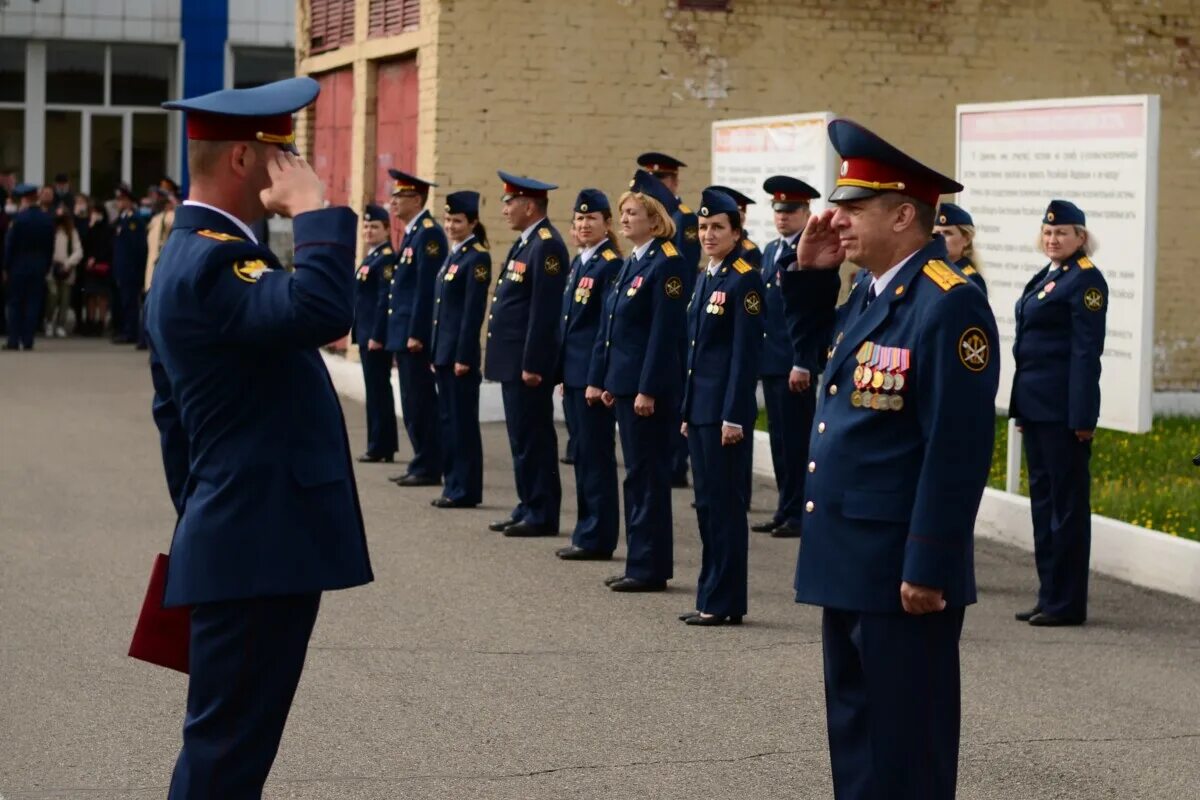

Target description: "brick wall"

left=305, top=0, right=1200, bottom=388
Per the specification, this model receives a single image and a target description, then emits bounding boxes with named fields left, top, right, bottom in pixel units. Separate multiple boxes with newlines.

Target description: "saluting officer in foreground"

left=1010, top=200, right=1107, bottom=627
left=752, top=176, right=821, bottom=539
left=146, top=76, right=373, bottom=797
left=354, top=203, right=399, bottom=463
left=555, top=189, right=623, bottom=560
left=637, top=151, right=699, bottom=489
left=679, top=188, right=764, bottom=625
left=783, top=119, right=999, bottom=800
left=429, top=190, right=491, bottom=509
left=933, top=202, right=987, bottom=295
left=374, top=170, right=446, bottom=487
left=588, top=170, right=686, bottom=592
left=485, top=172, right=568, bottom=537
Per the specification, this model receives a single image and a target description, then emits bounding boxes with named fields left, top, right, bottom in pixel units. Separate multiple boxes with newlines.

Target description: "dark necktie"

left=865, top=283, right=877, bottom=307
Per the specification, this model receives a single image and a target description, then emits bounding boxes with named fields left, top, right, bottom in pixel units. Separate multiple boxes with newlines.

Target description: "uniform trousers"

left=394, top=348, right=441, bottom=480
left=822, top=606, right=965, bottom=800
left=4, top=271, right=41, bottom=349
left=688, top=423, right=750, bottom=616
left=116, top=272, right=141, bottom=341
left=669, top=342, right=690, bottom=484
left=169, top=592, right=321, bottom=800
left=435, top=365, right=483, bottom=505
left=1023, top=421, right=1092, bottom=619
left=562, top=392, right=578, bottom=462
left=762, top=375, right=815, bottom=527
left=360, top=347, right=398, bottom=458
left=613, top=396, right=673, bottom=582
left=500, top=380, right=561, bottom=530
left=563, top=387, right=619, bottom=554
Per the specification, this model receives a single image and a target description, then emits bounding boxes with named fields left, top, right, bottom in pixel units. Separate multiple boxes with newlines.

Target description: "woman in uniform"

left=933, top=202, right=987, bottom=295
left=354, top=204, right=399, bottom=463
left=555, top=189, right=623, bottom=561
left=429, top=191, right=491, bottom=509
left=678, top=189, right=765, bottom=626
left=586, top=170, right=686, bottom=592
left=1010, top=199, right=1108, bottom=627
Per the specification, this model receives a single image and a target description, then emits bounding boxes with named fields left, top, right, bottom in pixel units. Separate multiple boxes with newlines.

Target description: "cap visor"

left=828, top=185, right=883, bottom=203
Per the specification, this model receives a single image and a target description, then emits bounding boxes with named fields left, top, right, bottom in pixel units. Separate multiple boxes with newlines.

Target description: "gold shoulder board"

left=962, top=265, right=977, bottom=275
left=382, top=247, right=393, bottom=255
left=422, top=218, right=434, bottom=229
left=922, top=260, right=966, bottom=291
left=538, top=227, right=553, bottom=240
left=1077, top=256, right=1095, bottom=269
left=601, top=249, right=617, bottom=261
left=661, top=241, right=679, bottom=258
left=733, top=258, right=752, bottom=274
left=742, top=238, right=758, bottom=250
left=678, top=203, right=692, bottom=214
left=473, top=242, right=487, bottom=252
left=196, top=229, right=244, bottom=242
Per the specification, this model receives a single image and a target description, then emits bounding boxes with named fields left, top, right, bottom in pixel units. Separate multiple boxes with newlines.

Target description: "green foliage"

left=990, top=417, right=1200, bottom=541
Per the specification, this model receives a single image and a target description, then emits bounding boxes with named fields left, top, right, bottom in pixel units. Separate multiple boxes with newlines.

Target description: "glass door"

left=89, top=113, right=123, bottom=203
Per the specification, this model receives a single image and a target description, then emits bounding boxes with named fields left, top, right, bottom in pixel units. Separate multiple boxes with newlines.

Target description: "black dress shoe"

left=395, top=474, right=440, bottom=487
left=488, top=517, right=518, bottom=532
left=1028, top=612, right=1085, bottom=627
left=555, top=545, right=611, bottom=560
left=603, top=573, right=625, bottom=587
left=770, top=523, right=802, bottom=538
left=1014, top=605, right=1042, bottom=622
left=431, top=497, right=477, bottom=509
left=503, top=522, right=557, bottom=538
left=684, top=613, right=743, bottom=626
left=357, top=452, right=394, bottom=463
left=751, top=520, right=781, bottom=533
left=678, top=610, right=699, bottom=621
left=609, top=577, right=667, bottom=592
left=559, top=456, right=575, bottom=465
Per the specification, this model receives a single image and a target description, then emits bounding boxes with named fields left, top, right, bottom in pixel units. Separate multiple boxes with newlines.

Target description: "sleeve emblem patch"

left=958, top=327, right=990, bottom=372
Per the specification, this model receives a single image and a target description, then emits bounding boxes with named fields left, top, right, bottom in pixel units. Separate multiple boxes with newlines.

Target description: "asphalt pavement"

left=1, top=339, right=1197, bottom=799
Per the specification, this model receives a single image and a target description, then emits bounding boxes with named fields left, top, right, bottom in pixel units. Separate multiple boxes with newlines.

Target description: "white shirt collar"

left=870, top=249, right=920, bottom=297
left=521, top=217, right=547, bottom=244
left=579, top=237, right=610, bottom=265
left=181, top=200, right=258, bottom=244
left=706, top=256, right=723, bottom=276
left=450, top=234, right=475, bottom=255
left=366, top=240, right=389, bottom=258
left=404, top=209, right=427, bottom=235
left=631, top=239, right=654, bottom=261
left=783, top=230, right=802, bottom=247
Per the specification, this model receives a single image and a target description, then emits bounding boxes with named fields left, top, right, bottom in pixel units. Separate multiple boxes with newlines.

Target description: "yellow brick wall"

left=303, top=0, right=1200, bottom=388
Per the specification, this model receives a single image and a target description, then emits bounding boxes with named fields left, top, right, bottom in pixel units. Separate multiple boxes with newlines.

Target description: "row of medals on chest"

left=851, top=341, right=910, bottom=411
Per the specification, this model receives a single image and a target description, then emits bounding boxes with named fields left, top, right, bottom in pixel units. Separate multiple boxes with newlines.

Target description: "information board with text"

left=956, top=95, right=1159, bottom=433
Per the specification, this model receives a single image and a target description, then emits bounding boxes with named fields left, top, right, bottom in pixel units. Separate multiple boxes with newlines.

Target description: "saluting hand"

left=796, top=209, right=845, bottom=270
left=259, top=149, right=324, bottom=219
left=900, top=581, right=946, bottom=615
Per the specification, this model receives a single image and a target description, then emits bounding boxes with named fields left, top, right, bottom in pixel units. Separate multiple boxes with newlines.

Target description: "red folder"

left=128, top=553, right=191, bottom=674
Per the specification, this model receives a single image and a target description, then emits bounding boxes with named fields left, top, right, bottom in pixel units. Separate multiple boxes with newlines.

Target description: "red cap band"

left=185, top=111, right=294, bottom=145
left=837, top=157, right=940, bottom=207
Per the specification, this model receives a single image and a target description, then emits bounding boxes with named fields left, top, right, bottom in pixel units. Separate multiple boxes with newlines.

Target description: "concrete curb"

left=323, top=351, right=1200, bottom=603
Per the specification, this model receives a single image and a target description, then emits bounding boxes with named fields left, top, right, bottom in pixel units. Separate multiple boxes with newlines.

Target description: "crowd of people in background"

left=0, top=173, right=179, bottom=350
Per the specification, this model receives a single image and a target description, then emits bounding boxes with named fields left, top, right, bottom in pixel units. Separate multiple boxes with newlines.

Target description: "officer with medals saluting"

left=933, top=202, right=987, bottom=295
left=587, top=170, right=687, bottom=592
left=1010, top=200, right=1108, bottom=627
left=678, top=188, right=765, bottom=625
left=145, top=76, right=373, bottom=796
left=485, top=171, right=569, bottom=537
left=638, top=152, right=701, bottom=489
left=708, top=185, right=762, bottom=269
left=781, top=119, right=999, bottom=800
left=752, top=175, right=822, bottom=539
left=554, top=190, right=623, bottom=560
left=429, top=191, right=491, bottom=509
left=354, top=203, right=399, bottom=463
left=372, top=169, right=446, bottom=488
